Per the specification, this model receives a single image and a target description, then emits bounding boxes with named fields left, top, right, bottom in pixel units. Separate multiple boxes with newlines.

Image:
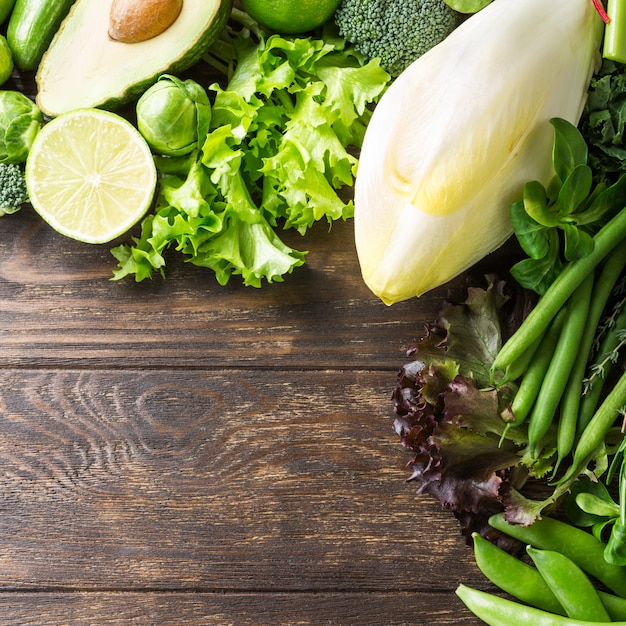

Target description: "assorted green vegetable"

left=111, top=16, right=389, bottom=286
left=390, top=30, right=626, bottom=622
left=7, top=0, right=76, bottom=71
left=333, top=0, right=463, bottom=78
left=1, top=1, right=626, bottom=624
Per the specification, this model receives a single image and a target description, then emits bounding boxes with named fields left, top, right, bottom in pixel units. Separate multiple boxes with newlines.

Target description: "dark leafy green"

left=391, top=277, right=545, bottom=539
left=580, top=58, right=626, bottom=185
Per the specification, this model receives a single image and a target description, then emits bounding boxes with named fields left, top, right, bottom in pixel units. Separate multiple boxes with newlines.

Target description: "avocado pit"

left=109, top=0, right=183, bottom=43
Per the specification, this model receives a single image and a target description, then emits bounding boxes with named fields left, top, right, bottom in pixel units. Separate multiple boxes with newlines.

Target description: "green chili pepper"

left=456, top=584, right=626, bottom=626
left=489, top=513, right=626, bottom=597
left=526, top=546, right=611, bottom=621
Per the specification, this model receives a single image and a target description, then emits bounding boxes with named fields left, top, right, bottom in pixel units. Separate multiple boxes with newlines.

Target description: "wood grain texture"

left=0, top=592, right=483, bottom=625
left=0, top=155, right=512, bottom=625
left=0, top=210, right=517, bottom=370
left=0, top=370, right=484, bottom=591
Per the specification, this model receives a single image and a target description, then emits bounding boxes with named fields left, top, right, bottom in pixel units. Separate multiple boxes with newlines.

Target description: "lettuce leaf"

left=392, top=276, right=546, bottom=538
left=112, top=29, right=389, bottom=285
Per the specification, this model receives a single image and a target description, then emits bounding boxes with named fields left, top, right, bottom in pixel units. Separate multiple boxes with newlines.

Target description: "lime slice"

left=26, top=108, right=157, bottom=244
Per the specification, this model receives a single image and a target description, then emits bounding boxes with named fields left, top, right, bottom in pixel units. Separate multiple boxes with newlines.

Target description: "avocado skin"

left=35, top=0, right=233, bottom=117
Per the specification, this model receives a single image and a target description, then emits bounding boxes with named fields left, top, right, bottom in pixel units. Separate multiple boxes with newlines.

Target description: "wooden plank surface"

left=0, top=205, right=503, bottom=623
left=0, top=10, right=519, bottom=624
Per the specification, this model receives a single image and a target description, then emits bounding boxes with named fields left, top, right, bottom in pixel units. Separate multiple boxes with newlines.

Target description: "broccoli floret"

left=0, top=162, right=28, bottom=216
left=334, top=0, right=464, bottom=78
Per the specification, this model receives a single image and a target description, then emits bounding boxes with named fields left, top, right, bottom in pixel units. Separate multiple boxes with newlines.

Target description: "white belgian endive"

left=354, top=0, right=604, bottom=304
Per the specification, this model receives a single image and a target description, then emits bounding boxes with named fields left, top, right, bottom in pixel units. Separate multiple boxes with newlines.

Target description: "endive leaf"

left=354, top=0, right=603, bottom=304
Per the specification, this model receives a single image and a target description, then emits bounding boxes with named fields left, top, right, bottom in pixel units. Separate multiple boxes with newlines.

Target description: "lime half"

left=26, top=108, right=157, bottom=244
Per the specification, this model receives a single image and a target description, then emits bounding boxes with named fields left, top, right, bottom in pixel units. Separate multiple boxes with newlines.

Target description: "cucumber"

left=7, top=0, right=76, bottom=71
left=0, top=0, right=16, bottom=26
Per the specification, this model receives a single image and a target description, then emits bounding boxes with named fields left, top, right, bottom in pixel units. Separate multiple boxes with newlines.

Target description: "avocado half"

left=36, top=0, right=233, bottom=117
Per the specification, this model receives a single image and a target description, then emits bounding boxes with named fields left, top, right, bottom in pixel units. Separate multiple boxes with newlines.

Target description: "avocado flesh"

left=36, top=0, right=232, bottom=117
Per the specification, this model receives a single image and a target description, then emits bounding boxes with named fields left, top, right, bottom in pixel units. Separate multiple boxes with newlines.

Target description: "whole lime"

left=241, top=0, right=342, bottom=35
left=0, top=35, right=13, bottom=86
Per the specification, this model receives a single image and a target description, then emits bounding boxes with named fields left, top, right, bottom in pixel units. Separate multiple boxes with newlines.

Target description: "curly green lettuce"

left=112, top=26, right=390, bottom=287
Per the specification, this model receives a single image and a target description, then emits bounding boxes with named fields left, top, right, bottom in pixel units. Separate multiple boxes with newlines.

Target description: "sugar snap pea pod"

left=473, top=531, right=626, bottom=620
left=599, top=589, right=626, bottom=620
left=489, top=512, right=626, bottom=597
left=526, top=546, right=611, bottom=621
left=471, top=532, right=565, bottom=614
left=456, top=584, right=626, bottom=626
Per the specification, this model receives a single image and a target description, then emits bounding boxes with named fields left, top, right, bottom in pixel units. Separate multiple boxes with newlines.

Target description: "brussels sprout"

left=136, top=74, right=211, bottom=157
left=0, top=90, right=43, bottom=164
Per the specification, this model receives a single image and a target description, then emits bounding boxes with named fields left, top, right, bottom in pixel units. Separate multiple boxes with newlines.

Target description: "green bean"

left=553, top=272, right=596, bottom=464
left=526, top=546, right=611, bottom=621
left=471, top=532, right=565, bottom=614
left=507, top=309, right=566, bottom=429
left=490, top=206, right=626, bottom=382
left=560, top=370, right=626, bottom=486
left=527, top=273, right=594, bottom=457
left=489, top=512, right=626, bottom=596
left=456, top=584, right=626, bottom=626
left=577, top=304, right=626, bottom=434
left=495, top=330, right=544, bottom=388
left=558, top=245, right=626, bottom=468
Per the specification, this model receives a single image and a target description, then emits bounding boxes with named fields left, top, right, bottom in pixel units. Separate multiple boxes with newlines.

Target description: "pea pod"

left=526, top=546, right=611, bottom=621
left=489, top=513, right=626, bottom=597
left=472, top=532, right=626, bottom=620
left=560, top=370, right=626, bottom=486
left=599, top=590, right=626, bottom=621
left=471, top=532, right=565, bottom=614
left=456, top=584, right=626, bottom=626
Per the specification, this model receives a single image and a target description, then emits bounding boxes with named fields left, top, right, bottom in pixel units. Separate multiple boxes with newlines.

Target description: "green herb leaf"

left=523, top=180, right=559, bottom=227
left=558, top=163, right=593, bottom=216
left=562, top=222, right=594, bottom=261
left=551, top=117, right=588, bottom=183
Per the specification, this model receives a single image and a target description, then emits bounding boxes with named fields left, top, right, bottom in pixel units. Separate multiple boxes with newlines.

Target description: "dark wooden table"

left=0, top=32, right=512, bottom=626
